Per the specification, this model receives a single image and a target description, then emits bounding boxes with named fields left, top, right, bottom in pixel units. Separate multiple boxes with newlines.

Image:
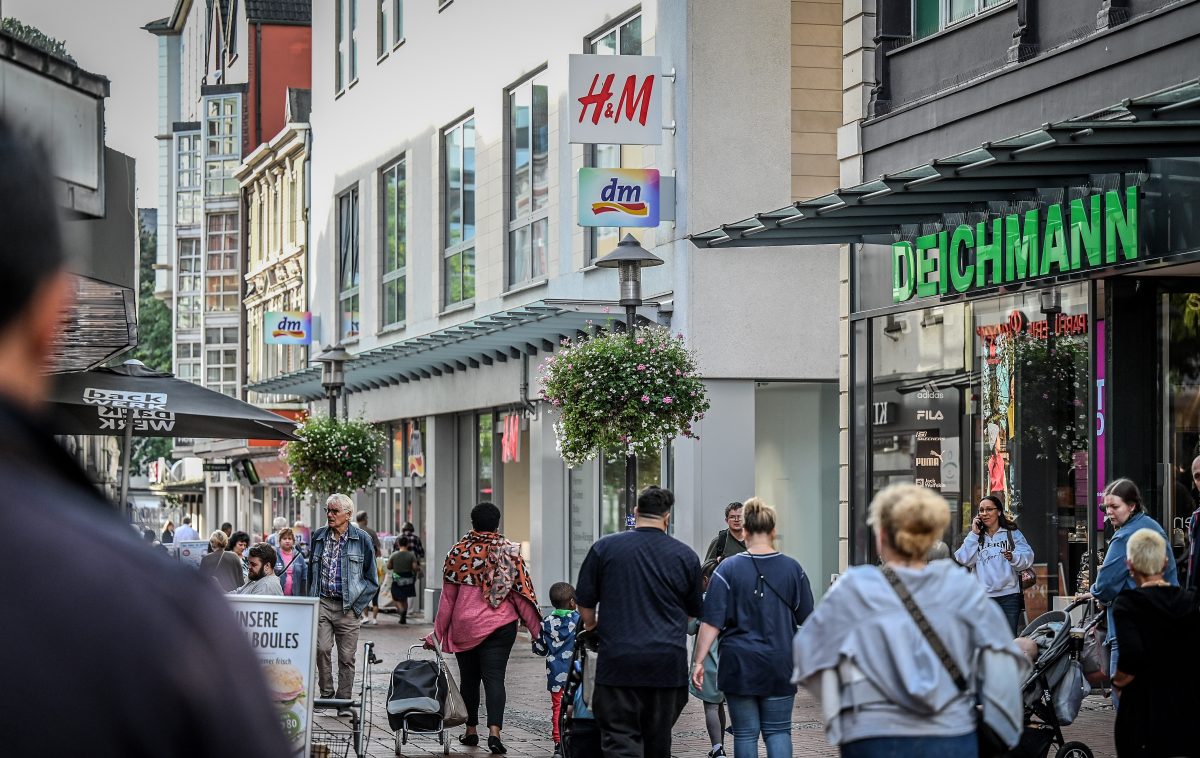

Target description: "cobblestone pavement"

left=311, top=612, right=1116, bottom=758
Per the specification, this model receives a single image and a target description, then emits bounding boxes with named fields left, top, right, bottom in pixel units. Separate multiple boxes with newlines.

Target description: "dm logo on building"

left=578, top=168, right=660, bottom=228
left=264, top=311, right=312, bottom=345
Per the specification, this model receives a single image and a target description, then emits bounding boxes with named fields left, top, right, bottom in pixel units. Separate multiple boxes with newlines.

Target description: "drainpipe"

left=519, top=355, right=536, bottom=416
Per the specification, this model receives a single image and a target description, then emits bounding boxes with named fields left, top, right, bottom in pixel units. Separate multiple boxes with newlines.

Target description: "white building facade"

left=251, top=1, right=844, bottom=603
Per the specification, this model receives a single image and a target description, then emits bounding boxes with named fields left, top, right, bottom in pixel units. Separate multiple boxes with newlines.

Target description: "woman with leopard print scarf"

left=425, top=502, right=542, bottom=754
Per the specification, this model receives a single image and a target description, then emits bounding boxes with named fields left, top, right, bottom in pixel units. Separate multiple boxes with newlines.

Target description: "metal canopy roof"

left=690, top=79, right=1200, bottom=249
left=247, top=300, right=660, bottom=401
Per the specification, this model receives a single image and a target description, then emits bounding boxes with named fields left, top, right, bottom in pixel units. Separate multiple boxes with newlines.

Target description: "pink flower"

left=637, top=364, right=646, bottom=371
left=636, top=337, right=645, bottom=345
left=602, top=306, right=611, bottom=313
left=663, top=397, right=673, bottom=404
left=675, top=369, right=682, bottom=376
left=345, top=471, right=353, bottom=477
left=641, top=395, right=650, bottom=403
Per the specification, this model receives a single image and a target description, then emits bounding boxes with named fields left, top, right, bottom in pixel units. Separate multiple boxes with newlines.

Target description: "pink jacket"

left=429, top=582, right=542, bottom=653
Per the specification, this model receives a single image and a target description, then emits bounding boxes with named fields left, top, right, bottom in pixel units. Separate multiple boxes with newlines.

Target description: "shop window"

left=478, top=412, right=494, bottom=503
left=601, top=447, right=662, bottom=536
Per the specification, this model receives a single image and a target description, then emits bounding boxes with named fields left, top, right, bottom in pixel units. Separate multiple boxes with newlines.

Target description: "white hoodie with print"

left=954, top=528, right=1034, bottom=597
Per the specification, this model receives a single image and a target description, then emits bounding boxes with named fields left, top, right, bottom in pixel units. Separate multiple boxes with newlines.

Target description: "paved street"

left=312, top=612, right=1118, bottom=758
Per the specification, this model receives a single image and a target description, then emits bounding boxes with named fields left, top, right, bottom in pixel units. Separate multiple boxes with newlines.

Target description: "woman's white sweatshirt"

left=953, top=528, right=1034, bottom=597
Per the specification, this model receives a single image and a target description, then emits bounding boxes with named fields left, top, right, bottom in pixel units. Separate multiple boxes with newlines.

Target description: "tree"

left=128, top=211, right=174, bottom=471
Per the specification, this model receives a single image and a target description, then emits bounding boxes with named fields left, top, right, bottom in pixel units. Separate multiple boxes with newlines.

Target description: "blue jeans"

left=993, top=592, right=1023, bottom=635
left=1108, top=637, right=1120, bottom=710
left=726, top=694, right=794, bottom=758
left=840, top=733, right=977, bottom=757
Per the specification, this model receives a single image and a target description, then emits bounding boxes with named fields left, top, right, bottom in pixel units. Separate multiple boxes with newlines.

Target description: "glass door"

left=1160, top=290, right=1200, bottom=585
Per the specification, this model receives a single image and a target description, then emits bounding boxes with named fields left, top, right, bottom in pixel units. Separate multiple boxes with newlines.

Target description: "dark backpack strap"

left=717, top=529, right=728, bottom=557
left=880, top=566, right=970, bottom=692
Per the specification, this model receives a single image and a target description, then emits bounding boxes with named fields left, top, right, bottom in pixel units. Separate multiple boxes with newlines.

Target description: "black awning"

left=690, top=79, right=1200, bottom=249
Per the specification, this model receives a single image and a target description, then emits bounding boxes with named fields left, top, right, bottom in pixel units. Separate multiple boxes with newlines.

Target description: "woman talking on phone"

left=954, top=494, right=1034, bottom=634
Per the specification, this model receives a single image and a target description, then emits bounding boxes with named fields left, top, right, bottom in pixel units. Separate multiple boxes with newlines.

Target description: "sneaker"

left=552, top=744, right=562, bottom=757
left=708, top=748, right=726, bottom=758
left=336, top=707, right=353, bottom=718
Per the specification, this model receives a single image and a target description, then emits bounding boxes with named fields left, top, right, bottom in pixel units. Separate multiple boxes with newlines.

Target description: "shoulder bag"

left=881, top=566, right=1008, bottom=758
left=1006, top=530, right=1037, bottom=590
left=430, top=635, right=468, bottom=727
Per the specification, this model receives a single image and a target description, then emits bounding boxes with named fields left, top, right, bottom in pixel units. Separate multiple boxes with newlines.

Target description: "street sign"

left=578, top=168, right=660, bottom=227
left=569, top=54, right=663, bottom=145
left=203, top=462, right=231, bottom=472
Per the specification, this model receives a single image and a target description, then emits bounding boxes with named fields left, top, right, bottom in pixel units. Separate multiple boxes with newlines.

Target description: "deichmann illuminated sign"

left=891, top=187, right=1138, bottom=304
left=264, top=311, right=312, bottom=345
left=578, top=168, right=660, bottom=227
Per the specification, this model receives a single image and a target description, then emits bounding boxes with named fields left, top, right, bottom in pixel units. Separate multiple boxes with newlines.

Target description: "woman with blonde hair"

left=692, top=497, right=814, bottom=757
left=793, top=484, right=1027, bottom=757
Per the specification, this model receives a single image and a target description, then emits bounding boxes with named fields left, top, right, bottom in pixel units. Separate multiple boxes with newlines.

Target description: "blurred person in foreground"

left=793, top=484, right=1027, bottom=757
left=0, top=118, right=288, bottom=756
left=1111, top=528, right=1200, bottom=758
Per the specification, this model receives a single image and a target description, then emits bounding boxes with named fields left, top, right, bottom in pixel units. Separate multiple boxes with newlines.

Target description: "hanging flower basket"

left=538, top=325, right=710, bottom=468
left=281, top=415, right=386, bottom=498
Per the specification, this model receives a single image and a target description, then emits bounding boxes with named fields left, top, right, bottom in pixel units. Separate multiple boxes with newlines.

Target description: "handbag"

left=881, top=566, right=1009, bottom=758
left=1078, top=602, right=1111, bottom=687
left=1007, top=531, right=1037, bottom=590
left=431, top=635, right=468, bottom=727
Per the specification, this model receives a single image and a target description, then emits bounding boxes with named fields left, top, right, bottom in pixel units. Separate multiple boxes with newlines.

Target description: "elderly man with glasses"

left=307, top=493, right=379, bottom=713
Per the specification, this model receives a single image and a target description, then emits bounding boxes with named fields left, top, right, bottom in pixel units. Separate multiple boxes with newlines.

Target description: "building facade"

left=145, top=0, right=311, bottom=535
left=250, top=0, right=845, bottom=605
left=696, top=0, right=1200, bottom=622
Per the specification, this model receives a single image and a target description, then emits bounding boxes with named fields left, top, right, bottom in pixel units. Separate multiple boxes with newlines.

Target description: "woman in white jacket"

left=954, top=494, right=1034, bottom=634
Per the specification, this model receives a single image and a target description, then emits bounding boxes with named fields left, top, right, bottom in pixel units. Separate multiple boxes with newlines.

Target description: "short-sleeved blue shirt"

left=701, top=551, right=814, bottom=696
left=575, top=527, right=703, bottom=688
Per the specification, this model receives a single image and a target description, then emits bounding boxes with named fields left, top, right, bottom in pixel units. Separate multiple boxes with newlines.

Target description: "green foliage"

left=538, top=325, right=710, bottom=468
left=283, top=416, right=386, bottom=498
left=130, top=213, right=172, bottom=373
left=0, top=18, right=75, bottom=63
left=1004, top=332, right=1089, bottom=465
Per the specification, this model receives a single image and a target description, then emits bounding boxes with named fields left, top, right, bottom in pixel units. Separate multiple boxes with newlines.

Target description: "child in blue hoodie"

left=532, top=582, right=579, bottom=755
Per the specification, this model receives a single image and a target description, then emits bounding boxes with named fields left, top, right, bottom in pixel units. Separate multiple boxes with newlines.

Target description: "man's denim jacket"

left=307, top=523, right=379, bottom=616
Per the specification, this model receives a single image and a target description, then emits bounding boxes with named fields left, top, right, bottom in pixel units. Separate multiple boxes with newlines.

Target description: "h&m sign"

left=578, top=168, right=660, bottom=227
left=891, top=187, right=1138, bottom=304
left=264, top=311, right=312, bottom=346
left=568, top=54, right=663, bottom=145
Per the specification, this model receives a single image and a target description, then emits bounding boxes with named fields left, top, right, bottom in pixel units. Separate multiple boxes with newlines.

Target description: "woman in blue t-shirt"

left=692, top=498, right=815, bottom=758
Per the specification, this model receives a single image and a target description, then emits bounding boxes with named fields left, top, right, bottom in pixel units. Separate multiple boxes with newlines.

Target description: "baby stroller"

left=558, top=629, right=602, bottom=758
left=387, top=645, right=450, bottom=756
left=1011, top=599, right=1097, bottom=758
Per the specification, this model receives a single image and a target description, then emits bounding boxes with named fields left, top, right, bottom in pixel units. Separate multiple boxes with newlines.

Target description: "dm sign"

left=578, top=168, right=660, bottom=227
left=569, top=54, right=662, bottom=145
left=891, top=187, right=1138, bottom=304
left=264, top=311, right=312, bottom=346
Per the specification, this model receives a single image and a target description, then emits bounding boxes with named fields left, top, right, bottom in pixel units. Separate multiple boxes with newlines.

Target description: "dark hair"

left=637, top=486, right=675, bottom=517
left=395, top=535, right=411, bottom=550
left=0, top=119, right=63, bottom=330
left=724, top=501, right=744, bottom=518
left=402, top=522, right=415, bottom=532
left=181, top=516, right=192, bottom=524
left=221, top=522, right=233, bottom=533
left=979, top=494, right=1017, bottom=529
left=471, top=502, right=502, bottom=533
left=249, top=542, right=277, bottom=568
left=1104, top=478, right=1143, bottom=512
left=229, top=531, right=251, bottom=549
left=548, top=582, right=575, bottom=610
left=355, top=510, right=368, bottom=523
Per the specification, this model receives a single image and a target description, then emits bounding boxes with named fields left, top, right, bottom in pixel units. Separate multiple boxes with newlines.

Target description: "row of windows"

left=912, top=0, right=1006, bottom=41
left=337, top=0, right=406, bottom=92
left=174, top=95, right=241, bottom=223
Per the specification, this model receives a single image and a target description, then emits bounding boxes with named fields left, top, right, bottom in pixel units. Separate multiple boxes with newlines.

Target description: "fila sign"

left=568, top=54, right=663, bottom=145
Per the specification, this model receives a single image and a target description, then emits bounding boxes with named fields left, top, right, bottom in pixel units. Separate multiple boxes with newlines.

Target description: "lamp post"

left=314, top=344, right=353, bottom=419
left=596, top=233, right=665, bottom=528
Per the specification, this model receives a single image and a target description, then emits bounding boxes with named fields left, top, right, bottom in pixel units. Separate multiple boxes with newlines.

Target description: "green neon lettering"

left=1105, top=186, right=1138, bottom=263
left=1041, top=203, right=1069, bottom=275
left=891, top=241, right=916, bottom=303
left=1070, top=195, right=1101, bottom=269
left=1005, top=209, right=1040, bottom=281
left=915, top=233, right=939, bottom=299
left=937, top=231, right=950, bottom=295
left=949, top=224, right=975, bottom=293
left=975, top=217, right=1003, bottom=287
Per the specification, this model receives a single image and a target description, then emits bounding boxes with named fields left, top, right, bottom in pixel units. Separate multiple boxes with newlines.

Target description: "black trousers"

left=454, top=621, right=517, bottom=729
left=592, top=684, right=688, bottom=758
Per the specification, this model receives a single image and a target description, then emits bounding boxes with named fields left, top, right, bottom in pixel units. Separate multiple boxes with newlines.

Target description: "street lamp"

left=596, top=233, right=665, bottom=528
left=314, top=344, right=353, bottom=419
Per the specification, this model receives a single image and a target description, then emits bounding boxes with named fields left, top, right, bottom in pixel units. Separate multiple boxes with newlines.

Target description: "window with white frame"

left=586, top=12, right=644, bottom=264
left=912, top=0, right=1006, bottom=40
left=338, top=187, right=361, bottom=340
left=204, top=326, right=240, bottom=397
left=442, top=116, right=475, bottom=306
left=176, top=341, right=201, bottom=384
left=177, top=238, right=201, bottom=328
left=176, top=134, right=201, bottom=226
left=204, top=96, right=240, bottom=196
left=378, top=0, right=403, bottom=56
left=336, top=0, right=358, bottom=91
left=206, top=213, right=239, bottom=311
left=507, top=71, right=549, bottom=287
left=381, top=158, right=406, bottom=327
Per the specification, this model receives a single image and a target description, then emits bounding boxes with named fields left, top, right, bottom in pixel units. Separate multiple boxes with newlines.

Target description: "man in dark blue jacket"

left=0, top=117, right=289, bottom=756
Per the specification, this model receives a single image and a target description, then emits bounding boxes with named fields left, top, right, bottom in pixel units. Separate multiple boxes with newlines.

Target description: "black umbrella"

left=48, top=360, right=299, bottom=512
